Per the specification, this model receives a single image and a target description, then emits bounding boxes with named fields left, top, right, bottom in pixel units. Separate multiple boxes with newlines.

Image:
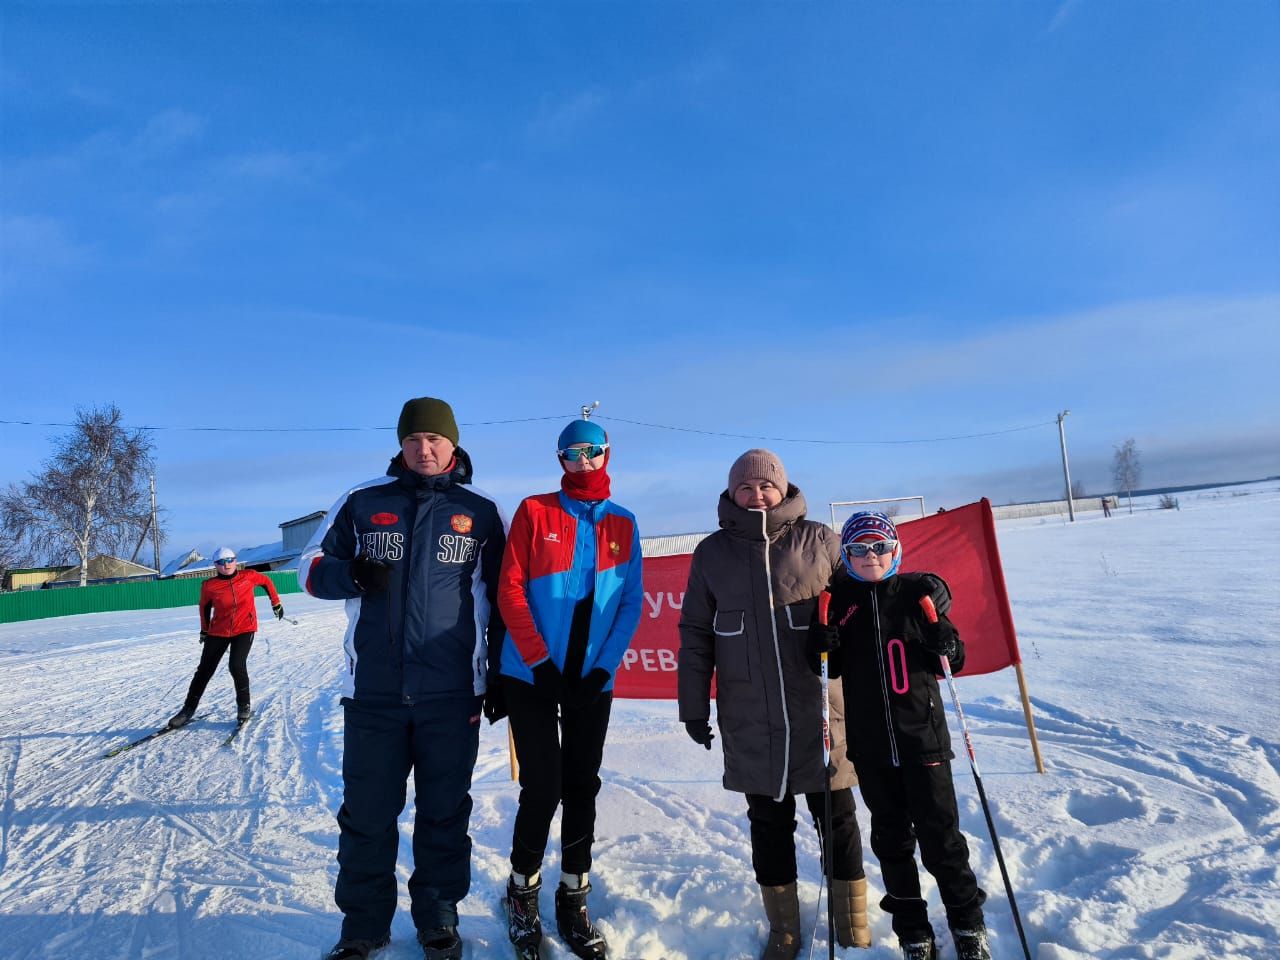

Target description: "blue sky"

left=2, top=2, right=1278, bottom=562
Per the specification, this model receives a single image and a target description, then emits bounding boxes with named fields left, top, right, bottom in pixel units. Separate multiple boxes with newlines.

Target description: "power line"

left=0, top=416, right=567, bottom=433
left=597, top=415, right=1058, bottom=445
left=0, top=415, right=1056, bottom=444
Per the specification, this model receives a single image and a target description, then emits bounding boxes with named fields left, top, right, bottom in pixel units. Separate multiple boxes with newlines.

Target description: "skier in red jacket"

left=168, top=547, right=284, bottom=728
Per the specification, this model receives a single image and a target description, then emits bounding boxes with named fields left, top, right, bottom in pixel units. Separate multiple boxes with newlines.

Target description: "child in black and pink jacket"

left=808, top=511, right=990, bottom=960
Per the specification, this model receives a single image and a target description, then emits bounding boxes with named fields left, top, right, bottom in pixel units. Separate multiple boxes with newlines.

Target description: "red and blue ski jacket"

left=298, top=449, right=507, bottom=704
left=497, top=491, right=643, bottom=690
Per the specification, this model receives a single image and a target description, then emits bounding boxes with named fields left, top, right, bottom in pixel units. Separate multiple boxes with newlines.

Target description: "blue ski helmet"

left=557, top=419, right=607, bottom=451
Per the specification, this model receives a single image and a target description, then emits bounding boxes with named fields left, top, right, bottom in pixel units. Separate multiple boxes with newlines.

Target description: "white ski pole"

left=920, top=595, right=1032, bottom=960
left=818, top=591, right=835, bottom=960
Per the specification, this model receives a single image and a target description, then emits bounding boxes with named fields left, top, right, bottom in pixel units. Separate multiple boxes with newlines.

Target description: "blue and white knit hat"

left=839, top=511, right=902, bottom=581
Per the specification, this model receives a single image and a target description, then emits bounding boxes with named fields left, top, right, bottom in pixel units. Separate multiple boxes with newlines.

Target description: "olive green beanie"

left=396, top=397, right=459, bottom=445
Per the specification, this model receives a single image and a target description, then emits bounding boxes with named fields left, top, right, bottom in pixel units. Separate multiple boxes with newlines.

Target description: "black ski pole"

left=921, top=595, right=1033, bottom=960
left=817, top=591, right=835, bottom=960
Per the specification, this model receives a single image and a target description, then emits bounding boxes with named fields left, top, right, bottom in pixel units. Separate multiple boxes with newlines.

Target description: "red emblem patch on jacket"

left=371, top=512, right=399, bottom=526
left=451, top=514, right=474, bottom=534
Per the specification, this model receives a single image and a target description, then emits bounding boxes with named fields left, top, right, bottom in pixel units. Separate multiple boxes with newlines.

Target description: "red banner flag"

left=895, top=498, right=1021, bottom=677
left=613, top=498, right=1021, bottom=698
left=614, top=554, right=690, bottom=699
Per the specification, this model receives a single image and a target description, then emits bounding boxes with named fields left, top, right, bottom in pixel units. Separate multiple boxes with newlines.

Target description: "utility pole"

left=150, top=474, right=160, bottom=573
left=1057, top=410, right=1076, bottom=522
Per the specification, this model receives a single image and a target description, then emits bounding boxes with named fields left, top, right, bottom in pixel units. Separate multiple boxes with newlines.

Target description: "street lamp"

left=1057, top=410, right=1076, bottom=522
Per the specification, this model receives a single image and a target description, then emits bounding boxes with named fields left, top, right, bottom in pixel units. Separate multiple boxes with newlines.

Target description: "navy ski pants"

left=335, top=695, right=482, bottom=940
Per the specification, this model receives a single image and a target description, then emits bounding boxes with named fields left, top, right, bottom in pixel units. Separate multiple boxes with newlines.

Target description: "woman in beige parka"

left=678, top=449, right=870, bottom=959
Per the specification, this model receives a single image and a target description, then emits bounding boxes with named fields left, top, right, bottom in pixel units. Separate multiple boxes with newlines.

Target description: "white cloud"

left=0, top=215, right=93, bottom=291
left=219, top=149, right=336, bottom=182
left=1046, top=0, right=1086, bottom=34
left=131, top=108, right=205, bottom=155
left=528, top=87, right=609, bottom=141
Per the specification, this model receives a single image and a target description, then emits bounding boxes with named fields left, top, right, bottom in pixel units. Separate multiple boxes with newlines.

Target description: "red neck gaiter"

left=560, top=451, right=612, bottom=501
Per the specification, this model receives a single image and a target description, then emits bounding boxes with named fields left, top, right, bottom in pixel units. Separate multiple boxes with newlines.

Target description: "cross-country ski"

left=102, top=714, right=209, bottom=758
left=222, top=716, right=252, bottom=748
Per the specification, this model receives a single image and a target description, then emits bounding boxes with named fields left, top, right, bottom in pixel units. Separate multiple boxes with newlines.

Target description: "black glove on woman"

left=684, top=719, right=715, bottom=750
left=569, top=668, right=611, bottom=708
left=531, top=660, right=564, bottom=701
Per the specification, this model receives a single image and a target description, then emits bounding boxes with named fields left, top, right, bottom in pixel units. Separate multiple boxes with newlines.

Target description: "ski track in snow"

left=1, top=483, right=1278, bottom=958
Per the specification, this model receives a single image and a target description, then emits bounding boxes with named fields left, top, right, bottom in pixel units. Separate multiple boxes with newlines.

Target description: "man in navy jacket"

left=300, top=396, right=506, bottom=960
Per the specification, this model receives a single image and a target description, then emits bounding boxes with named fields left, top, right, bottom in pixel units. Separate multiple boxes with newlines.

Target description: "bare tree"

left=0, top=405, right=161, bottom=586
left=1070, top=480, right=1088, bottom=500
left=0, top=530, right=31, bottom=589
left=1111, top=437, right=1142, bottom=515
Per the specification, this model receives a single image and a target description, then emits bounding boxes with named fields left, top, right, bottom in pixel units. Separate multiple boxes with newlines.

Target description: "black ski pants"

left=335, top=695, right=482, bottom=940
left=182, top=632, right=253, bottom=712
left=745, top=787, right=864, bottom=886
left=854, top=759, right=986, bottom=940
left=504, top=677, right=613, bottom=878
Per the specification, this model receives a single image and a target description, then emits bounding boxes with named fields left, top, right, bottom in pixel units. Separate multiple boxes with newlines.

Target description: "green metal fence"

left=0, top=572, right=302, bottom=625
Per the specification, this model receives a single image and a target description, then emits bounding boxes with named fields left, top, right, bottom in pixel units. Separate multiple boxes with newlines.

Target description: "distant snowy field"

left=1, top=482, right=1278, bottom=960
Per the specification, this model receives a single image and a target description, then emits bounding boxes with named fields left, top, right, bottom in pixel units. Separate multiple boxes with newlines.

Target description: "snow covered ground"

left=1, top=481, right=1277, bottom=960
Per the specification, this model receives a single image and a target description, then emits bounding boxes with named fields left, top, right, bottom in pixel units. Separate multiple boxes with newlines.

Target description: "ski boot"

left=167, top=707, right=194, bottom=729
left=417, top=926, right=463, bottom=960
left=900, top=936, right=937, bottom=960
left=555, top=876, right=608, bottom=958
left=505, top=872, right=544, bottom=959
left=237, top=703, right=252, bottom=722
left=952, top=927, right=992, bottom=960
left=322, top=933, right=390, bottom=960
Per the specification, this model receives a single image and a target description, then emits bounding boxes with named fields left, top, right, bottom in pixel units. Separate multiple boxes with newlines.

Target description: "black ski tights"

left=183, top=632, right=254, bottom=711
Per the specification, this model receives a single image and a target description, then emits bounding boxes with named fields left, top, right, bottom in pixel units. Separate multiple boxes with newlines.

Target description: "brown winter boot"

left=833, top=877, right=872, bottom=947
left=759, top=883, right=801, bottom=960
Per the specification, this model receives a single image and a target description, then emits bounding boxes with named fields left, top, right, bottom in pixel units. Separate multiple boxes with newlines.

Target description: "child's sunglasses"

left=843, top=540, right=898, bottom=559
left=558, top=443, right=609, bottom=462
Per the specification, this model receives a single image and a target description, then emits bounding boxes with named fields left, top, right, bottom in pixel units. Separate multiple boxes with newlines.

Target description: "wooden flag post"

left=508, top=723, right=520, bottom=781
left=1014, top=662, right=1045, bottom=773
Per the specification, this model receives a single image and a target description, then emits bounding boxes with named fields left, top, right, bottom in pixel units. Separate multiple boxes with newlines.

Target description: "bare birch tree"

left=1111, top=437, right=1142, bottom=515
left=0, top=405, right=161, bottom=586
left=0, top=531, right=30, bottom=588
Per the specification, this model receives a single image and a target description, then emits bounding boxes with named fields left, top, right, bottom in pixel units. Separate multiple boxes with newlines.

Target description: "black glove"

left=483, top=681, right=508, bottom=724
left=808, top=619, right=840, bottom=657
left=684, top=719, right=715, bottom=750
left=531, top=660, right=563, bottom=701
left=568, top=668, right=611, bottom=708
left=199, top=631, right=209, bottom=643
left=272, top=603, right=285, bottom=620
left=919, top=618, right=960, bottom=660
left=916, top=573, right=952, bottom=616
left=351, top=555, right=392, bottom=594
